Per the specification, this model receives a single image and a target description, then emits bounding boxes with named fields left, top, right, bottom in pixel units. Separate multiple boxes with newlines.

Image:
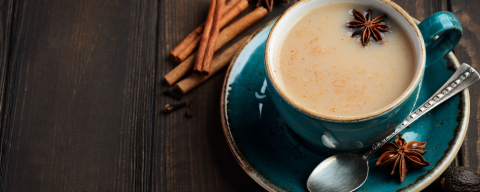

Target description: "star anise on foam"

left=347, top=9, right=390, bottom=46
left=255, top=0, right=289, bottom=12
left=376, top=136, right=430, bottom=182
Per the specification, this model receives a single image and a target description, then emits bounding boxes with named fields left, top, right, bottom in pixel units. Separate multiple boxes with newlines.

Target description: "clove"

left=164, top=89, right=183, bottom=100
left=186, top=97, right=197, bottom=117
left=163, top=102, right=187, bottom=113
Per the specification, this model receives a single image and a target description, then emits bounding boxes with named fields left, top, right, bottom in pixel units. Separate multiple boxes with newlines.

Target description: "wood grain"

left=393, top=0, right=449, bottom=22
left=1, top=0, right=478, bottom=191
left=0, top=0, right=16, bottom=165
left=450, top=0, right=480, bottom=172
left=0, top=0, right=157, bottom=191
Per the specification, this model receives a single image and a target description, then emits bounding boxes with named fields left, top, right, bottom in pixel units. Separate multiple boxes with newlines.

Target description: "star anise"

left=255, top=0, right=289, bottom=12
left=376, top=136, right=430, bottom=182
left=347, top=9, right=390, bottom=46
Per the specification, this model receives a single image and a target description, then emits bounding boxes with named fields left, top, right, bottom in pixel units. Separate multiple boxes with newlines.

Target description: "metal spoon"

left=307, top=63, right=480, bottom=192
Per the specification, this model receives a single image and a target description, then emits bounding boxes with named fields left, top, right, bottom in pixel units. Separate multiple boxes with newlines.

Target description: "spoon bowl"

left=307, top=154, right=368, bottom=192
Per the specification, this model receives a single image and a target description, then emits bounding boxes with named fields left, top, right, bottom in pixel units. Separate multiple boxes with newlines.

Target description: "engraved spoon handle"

left=363, top=63, right=480, bottom=160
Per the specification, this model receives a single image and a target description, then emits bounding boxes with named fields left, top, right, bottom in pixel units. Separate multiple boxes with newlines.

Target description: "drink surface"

left=274, top=2, right=416, bottom=117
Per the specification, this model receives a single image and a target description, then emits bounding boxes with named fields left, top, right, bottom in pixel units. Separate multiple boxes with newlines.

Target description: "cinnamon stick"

left=222, top=0, right=242, bottom=15
left=163, top=7, right=268, bottom=85
left=200, top=0, right=225, bottom=75
left=193, top=0, right=217, bottom=73
left=175, top=36, right=248, bottom=94
left=170, top=0, right=244, bottom=62
left=265, top=0, right=272, bottom=12
left=174, top=0, right=249, bottom=62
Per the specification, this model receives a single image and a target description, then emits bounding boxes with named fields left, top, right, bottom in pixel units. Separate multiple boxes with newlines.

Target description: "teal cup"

left=264, top=0, right=462, bottom=151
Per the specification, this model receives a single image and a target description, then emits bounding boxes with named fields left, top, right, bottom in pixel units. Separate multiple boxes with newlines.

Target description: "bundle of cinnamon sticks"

left=163, top=0, right=293, bottom=118
left=164, top=0, right=269, bottom=94
left=170, top=0, right=248, bottom=63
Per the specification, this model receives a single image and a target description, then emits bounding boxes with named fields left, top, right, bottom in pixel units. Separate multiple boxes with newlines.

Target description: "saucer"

left=220, top=19, right=470, bottom=192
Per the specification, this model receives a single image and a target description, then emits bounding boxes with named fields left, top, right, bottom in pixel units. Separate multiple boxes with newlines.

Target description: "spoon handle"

left=363, top=63, right=480, bottom=160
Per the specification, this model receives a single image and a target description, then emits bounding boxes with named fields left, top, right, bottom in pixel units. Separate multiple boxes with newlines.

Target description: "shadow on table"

left=206, top=104, right=266, bottom=191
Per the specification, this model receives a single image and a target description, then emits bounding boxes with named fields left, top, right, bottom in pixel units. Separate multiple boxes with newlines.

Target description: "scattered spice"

left=164, top=89, right=183, bottom=100
left=164, top=6, right=268, bottom=86
left=163, top=102, right=187, bottom=114
left=347, top=8, right=390, bottom=46
left=186, top=97, right=197, bottom=117
left=376, top=136, right=430, bottom=182
left=255, top=0, right=289, bottom=12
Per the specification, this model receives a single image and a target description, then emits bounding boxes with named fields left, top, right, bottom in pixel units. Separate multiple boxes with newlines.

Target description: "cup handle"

left=417, top=11, right=462, bottom=67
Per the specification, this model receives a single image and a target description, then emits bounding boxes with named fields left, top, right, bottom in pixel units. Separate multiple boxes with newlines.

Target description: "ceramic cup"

left=264, top=0, right=462, bottom=150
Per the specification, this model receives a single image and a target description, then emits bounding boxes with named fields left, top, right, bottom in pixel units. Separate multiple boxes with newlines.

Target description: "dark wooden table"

left=0, top=0, right=478, bottom=191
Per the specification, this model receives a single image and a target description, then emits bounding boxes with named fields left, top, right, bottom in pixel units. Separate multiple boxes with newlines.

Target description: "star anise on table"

left=255, top=0, right=289, bottom=12
left=376, top=136, right=430, bottom=182
left=347, top=8, right=390, bottom=46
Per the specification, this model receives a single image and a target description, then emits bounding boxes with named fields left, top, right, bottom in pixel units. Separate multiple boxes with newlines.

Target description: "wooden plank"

left=155, top=0, right=297, bottom=191
left=392, top=0, right=449, bottom=22
left=449, top=0, right=480, bottom=172
left=0, top=0, right=15, bottom=161
left=0, top=0, right=157, bottom=191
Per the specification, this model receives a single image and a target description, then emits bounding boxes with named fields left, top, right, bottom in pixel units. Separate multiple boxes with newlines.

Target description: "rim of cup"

left=264, top=0, right=426, bottom=122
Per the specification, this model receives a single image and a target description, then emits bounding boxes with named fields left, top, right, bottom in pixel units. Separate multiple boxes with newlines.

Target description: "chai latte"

left=273, top=2, right=416, bottom=116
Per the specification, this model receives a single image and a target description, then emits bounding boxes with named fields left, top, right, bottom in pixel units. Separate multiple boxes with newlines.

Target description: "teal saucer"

left=220, top=19, right=470, bottom=192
